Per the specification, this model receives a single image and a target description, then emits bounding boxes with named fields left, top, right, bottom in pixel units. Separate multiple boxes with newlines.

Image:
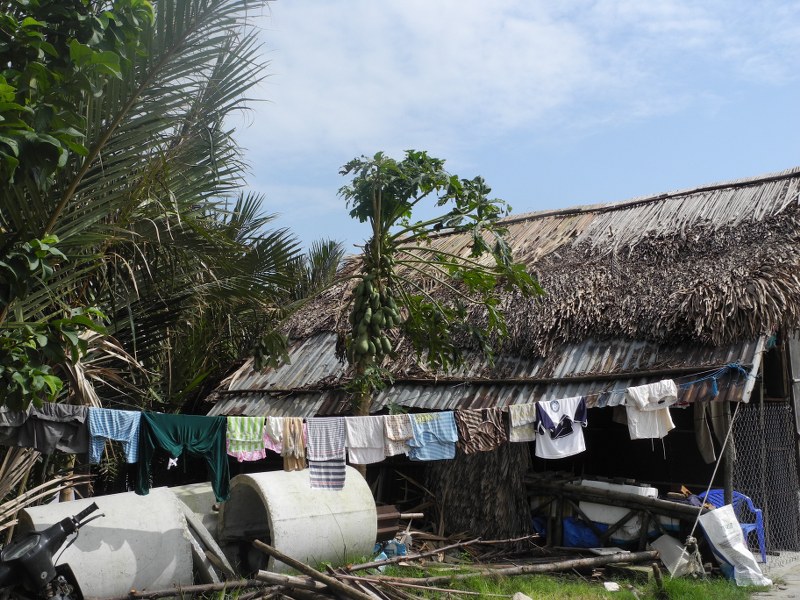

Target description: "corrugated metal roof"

left=208, top=333, right=766, bottom=418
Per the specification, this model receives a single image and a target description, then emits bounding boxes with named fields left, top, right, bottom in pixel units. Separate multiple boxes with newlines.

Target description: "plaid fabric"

left=88, top=407, right=141, bottom=463
left=384, top=413, right=413, bottom=456
left=508, top=403, right=537, bottom=442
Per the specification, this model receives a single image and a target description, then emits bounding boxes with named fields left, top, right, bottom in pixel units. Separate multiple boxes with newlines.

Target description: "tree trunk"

left=352, top=389, right=370, bottom=478
left=426, top=443, right=531, bottom=540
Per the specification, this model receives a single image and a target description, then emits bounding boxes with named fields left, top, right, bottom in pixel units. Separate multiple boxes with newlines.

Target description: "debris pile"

left=115, top=534, right=660, bottom=600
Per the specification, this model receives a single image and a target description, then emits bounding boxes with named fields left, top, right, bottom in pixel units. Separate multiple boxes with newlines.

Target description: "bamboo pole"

left=526, top=479, right=707, bottom=520
left=346, top=538, right=481, bottom=572
left=98, top=579, right=275, bottom=600
left=251, top=539, right=377, bottom=600
left=255, top=570, right=327, bottom=592
left=359, top=550, right=659, bottom=586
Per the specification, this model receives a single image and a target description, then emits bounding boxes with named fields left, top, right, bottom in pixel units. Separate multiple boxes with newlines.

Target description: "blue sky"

left=230, top=1, right=800, bottom=252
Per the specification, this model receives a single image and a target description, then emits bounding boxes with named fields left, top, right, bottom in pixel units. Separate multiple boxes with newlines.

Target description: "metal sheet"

left=208, top=333, right=765, bottom=417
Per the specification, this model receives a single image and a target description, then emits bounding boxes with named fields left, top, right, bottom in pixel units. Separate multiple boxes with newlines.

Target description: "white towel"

left=345, top=416, right=386, bottom=464
left=508, top=403, right=537, bottom=442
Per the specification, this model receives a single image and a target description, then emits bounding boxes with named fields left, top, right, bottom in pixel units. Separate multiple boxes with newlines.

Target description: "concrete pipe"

left=171, top=482, right=219, bottom=540
left=219, top=467, right=377, bottom=573
left=19, top=487, right=192, bottom=598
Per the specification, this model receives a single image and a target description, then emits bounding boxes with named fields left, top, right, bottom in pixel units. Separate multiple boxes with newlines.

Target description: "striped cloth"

left=407, top=412, right=458, bottom=461
left=384, top=413, right=413, bottom=456
left=226, top=416, right=267, bottom=462
left=306, top=417, right=346, bottom=461
left=307, top=417, right=347, bottom=490
left=508, top=403, right=537, bottom=442
left=454, top=408, right=507, bottom=454
left=309, top=459, right=347, bottom=490
left=88, top=407, right=141, bottom=464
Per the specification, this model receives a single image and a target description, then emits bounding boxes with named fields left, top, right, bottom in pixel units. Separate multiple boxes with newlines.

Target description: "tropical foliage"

left=338, top=150, right=542, bottom=414
left=0, top=0, right=305, bottom=413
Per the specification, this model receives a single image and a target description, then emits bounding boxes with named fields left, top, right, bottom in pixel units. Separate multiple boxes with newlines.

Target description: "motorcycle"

left=0, top=502, right=103, bottom=600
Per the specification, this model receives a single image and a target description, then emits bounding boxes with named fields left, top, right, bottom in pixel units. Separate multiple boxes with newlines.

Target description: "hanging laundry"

left=534, top=396, right=588, bottom=459
left=136, top=413, right=230, bottom=502
left=345, top=415, right=386, bottom=464
left=407, top=412, right=458, bottom=461
left=88, top=407, right=141, bottom=464
left=306, top=417, right=346, bottom=461
left=454, top=408, right=507, bottom=453
left=308, top=459, right=347, bottom=490
left=226, top=416, right=267, bottom=462
left=264, top=416, right=283, bottom=454
left=694, top=398, right=736, bottom=464
left=508, top=403, right=537, bottom=442
left=0, top=402, right=89, bottom=454
left=306, top=417, right=347, bottom=490
left=281, top=417, right=306, bottom=471
left=384, top=413, right=413, bottom=456
left=625, top=380, right=678, bottom=440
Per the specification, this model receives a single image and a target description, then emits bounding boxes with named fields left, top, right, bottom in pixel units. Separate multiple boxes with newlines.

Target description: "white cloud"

left=235, top=0, right=800, bottom=163
left=226, top=0, right=800, bottom=247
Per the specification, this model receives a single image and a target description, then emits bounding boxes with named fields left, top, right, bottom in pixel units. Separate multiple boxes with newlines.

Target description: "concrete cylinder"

left=19, top=487, right=192, bottom=598
left=219, top=467, right=377, bottom=573
left=171, top=482, right=219, bottom=540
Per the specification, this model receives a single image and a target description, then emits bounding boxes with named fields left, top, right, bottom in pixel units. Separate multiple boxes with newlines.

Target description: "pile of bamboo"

left=114, top=537, right=659, bottom=600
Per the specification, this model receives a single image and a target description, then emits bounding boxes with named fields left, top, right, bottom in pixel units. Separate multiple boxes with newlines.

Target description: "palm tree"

left=0, top=0, right=307, bottom=501
left=285, top=240, right=347, bottom=304
left=1, top=0, right=300, bottom=410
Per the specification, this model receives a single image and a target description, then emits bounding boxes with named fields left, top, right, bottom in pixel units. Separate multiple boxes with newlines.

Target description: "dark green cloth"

left=136, top=413, right=230, bottom=501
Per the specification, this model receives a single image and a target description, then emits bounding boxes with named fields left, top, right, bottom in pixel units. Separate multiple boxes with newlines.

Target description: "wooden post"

left=722, top=400, right=734, bottom=506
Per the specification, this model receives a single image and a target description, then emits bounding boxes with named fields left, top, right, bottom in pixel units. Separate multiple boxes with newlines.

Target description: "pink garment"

left=225, top=416, right=267, bottom=462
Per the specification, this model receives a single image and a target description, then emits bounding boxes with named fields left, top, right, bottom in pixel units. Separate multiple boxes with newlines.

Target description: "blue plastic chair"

left=699, top=489, right=767, bottom=563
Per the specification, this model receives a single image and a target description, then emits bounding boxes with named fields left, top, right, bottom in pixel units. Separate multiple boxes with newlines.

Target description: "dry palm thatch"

left=0, top=448, right=40, bottom=503
left=425, top=444, right=531, bottom=540
left=0, top=447, right=91, bottom=542
left=283, top=167, right=800, bottom=364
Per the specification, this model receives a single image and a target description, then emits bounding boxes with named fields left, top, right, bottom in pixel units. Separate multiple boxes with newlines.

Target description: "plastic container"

left=578, top=479, right=658, bottom=541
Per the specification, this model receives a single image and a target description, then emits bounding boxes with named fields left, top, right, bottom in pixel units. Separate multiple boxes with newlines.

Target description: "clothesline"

left=0, top=364, right=751, bottom=501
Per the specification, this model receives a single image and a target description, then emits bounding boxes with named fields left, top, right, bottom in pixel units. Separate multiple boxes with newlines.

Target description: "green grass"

left=380, top=567, right=767, bottom=599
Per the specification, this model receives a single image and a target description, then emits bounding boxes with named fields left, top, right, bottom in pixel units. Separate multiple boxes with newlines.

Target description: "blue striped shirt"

left=88, top=408, right=142, bottom=464
left=407, top=412, right=458, bottom=461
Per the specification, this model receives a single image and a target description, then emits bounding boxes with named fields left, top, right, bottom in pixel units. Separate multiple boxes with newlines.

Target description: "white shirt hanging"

left=534, top=396, right=588, bottom=459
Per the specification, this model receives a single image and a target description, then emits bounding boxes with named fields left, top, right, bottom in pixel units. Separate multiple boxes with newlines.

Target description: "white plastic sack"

left=698, top=504, right=772, bottom=587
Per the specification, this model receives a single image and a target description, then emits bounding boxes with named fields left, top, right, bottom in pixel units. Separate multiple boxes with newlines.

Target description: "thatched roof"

left=206, top=167, right=800, bottom=416
left=285, top=166, right=800, bottom=355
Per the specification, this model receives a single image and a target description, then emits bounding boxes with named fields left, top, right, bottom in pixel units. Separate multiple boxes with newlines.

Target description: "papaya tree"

left=339, top=150, right=542, bottom=417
